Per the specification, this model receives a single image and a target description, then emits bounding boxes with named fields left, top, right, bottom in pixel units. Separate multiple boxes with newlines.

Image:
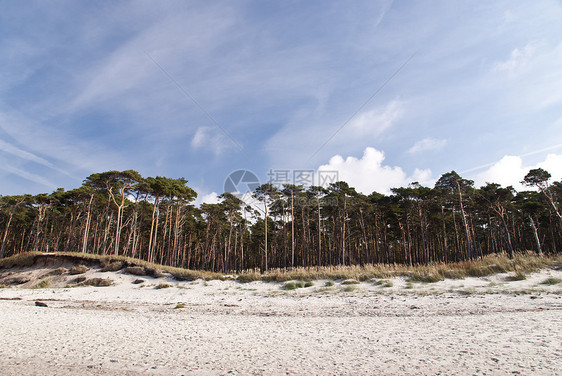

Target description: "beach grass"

left=1, top=251, right=561, bottom=284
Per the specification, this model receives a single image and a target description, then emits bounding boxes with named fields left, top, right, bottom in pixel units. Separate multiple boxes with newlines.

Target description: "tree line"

left=0, top=168, right=560, bottom=272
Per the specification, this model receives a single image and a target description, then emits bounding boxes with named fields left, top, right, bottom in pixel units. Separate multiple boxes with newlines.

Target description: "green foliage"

left=283, top=280, right=313, bottom=290
left=283, top=282, right=298, bottom=290
left=155, top=283, right=172, bottom=289
left=1, top=163, right=562, bottom=276
left=541, top=277, right=562, bottom=285
left=324, top=281, right=334, bottom=287
left=34, top=279, right=50, bottom=289
left=410, top=271, right=444, bottom=283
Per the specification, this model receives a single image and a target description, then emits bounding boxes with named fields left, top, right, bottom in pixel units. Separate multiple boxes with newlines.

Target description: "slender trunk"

left=501, top=215, right=514, bottom=258
left=0, top=212, right=14, bottom=258
left=317, top=194, right=321, bottom=270
left=529, top=215, right=542, bottom=256
left=291, top=191, right=295, bottom=268
left=440, top=205, right=448, bottom=263
left=342, top=197, right=346, bottom=265
left=148, top=197, right=159, bottom=263
left=263, top=192, right=268, bottom=271
left=457, top=181, right=472, bottom=259
left=82, top=194, right=94, bottom=253
left=226, top=210, right=234, bottom=273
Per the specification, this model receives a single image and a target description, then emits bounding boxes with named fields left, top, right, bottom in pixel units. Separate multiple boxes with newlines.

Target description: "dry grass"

left=69, top=265, right=88, bottom=275
left=506, top=271, right=527, bottom=281
left=1, top=251, right=561, bottom=284
left=84, top=278, right=112, bottom=287
left=101, top=261, right=124, bottom=272
left=155, top=283, right=172, bottom=289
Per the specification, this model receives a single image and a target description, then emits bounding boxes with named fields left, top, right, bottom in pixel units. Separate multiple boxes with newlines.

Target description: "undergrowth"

left=541, top=277, right=562, bottom=285
left=1, top=251, right=560, bottom=284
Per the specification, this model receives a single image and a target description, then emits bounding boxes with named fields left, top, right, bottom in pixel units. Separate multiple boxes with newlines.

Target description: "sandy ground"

left=1, top=265, right=561, bottom=375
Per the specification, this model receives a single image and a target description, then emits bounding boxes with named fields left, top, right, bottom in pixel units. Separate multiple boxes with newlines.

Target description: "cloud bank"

left=318, top=147, right=433, bottom=195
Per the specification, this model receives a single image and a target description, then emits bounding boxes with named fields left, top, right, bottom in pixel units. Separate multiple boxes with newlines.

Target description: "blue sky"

left=1, top=0, right=562, bottom=201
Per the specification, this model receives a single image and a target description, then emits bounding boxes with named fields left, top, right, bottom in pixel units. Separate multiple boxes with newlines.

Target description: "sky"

left=1, top=0, right=562, bottom=204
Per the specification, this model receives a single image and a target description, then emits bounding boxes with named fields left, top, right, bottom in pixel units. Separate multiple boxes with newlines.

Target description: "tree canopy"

left=0, top=169, right=560, bottom=271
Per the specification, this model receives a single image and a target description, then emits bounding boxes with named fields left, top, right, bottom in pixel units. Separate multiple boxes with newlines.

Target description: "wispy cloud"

left=408, top=137, right=447, bottom=154
left=191, top=126, right=236, bottom=156
left=0, top=160, right=57, bottom=190
left=348, top=100, right=404, bottom=137
left=494, top=43, right=537, bottom=77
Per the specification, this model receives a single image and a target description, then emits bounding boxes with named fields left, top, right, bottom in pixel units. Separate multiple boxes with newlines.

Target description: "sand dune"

left=1, top=262, right=561, bottom=375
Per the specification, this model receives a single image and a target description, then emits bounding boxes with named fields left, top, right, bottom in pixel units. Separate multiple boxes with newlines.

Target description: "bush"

left=71, top=276, right=87, bottom=284
left=124, top=266, right=147, bottom=276
left=85, top=278, right=112, bottom=287
left=69, top=265, right=88, bottom=275
left=175, top=303, right=185, bottom=309
left=342, top=279, right=360, bottom=285
left=34, top=280, right=50, bottom=289
left=102, top=261, right=124, bottom=272
left=144, top=267, right=166, bottom=278
left=541, top=277, right=562, bottom=285
left=283, top=281, right=309, bottom=290
left=155, top=283, right=172, bottom=289
left=325, top=281, right=334, bottom=287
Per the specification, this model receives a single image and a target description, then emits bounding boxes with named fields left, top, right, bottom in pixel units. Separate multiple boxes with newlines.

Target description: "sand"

left=1, top=265, right=561, bottom=375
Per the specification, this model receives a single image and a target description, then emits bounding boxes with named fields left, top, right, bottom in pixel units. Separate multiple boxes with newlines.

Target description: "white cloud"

left=494, top=43, right=536, bottom=77
left=191, top=126, right=235, bottom=156
left=474, top=153, right=562, bottom=190
left=537, top=153, right=562, bottom=182
left=194, top=191, right=221, bottom=207
left=408, top=137, right=447, bottom=154
left=348, top=100, right=404, bottom=137
left=318, top=146, right=433, bottom=195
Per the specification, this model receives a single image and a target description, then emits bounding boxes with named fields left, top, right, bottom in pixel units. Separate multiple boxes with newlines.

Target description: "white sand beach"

left=1, top=264, right=561, bottom=375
